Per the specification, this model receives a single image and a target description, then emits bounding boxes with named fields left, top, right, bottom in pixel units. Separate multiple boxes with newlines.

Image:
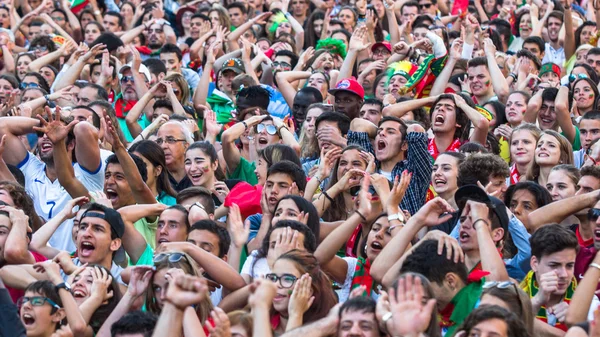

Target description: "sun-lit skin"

left=546, top=169, right=578, bottom=201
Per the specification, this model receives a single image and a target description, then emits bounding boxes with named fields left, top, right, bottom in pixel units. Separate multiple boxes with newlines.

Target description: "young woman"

left=83, top=21, right=104, bottom=45
left=39, top=65, right=57, bottom=88
left=546, top=164, right=580, bottom=202
left=372, top=73, right=388, bottom=100
left=120, top=2, right=136, bottom=29
left=306, top=71, right=330, bottom=101
left=571, top=77, right=599, bottom=117
left=164, top=73, right=190, bottom=104
left=504, top=182, right=552, bottom=230
left=299, top=103, right=333, bottom=163
left=431, top=152, right=466, bottom=215
left=479, top=282, right=534, bottom=335
left=267, top=250, right=338, bottom=334
left=15, top=53, right=36, bottom=82
left=509, top=123, right=541, bottom=184
left=184, top=141, right=234, bottom=206
left=304, top=10, right=325, bottom=49
left=129, top=140, right=177, bottom=206
left=526, top=130, right=574, bottom=187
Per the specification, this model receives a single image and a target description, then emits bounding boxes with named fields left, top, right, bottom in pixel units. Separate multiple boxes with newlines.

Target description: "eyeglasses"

left=20, top=82, right=39, bottom=89
left=120, top=76, right=135, bottom=84
left=419, top=3, right=432, bottom=8
left=17, top=296, right=61, bottom=309
left=255, top=123, right=278, bottom=135
left=569, top=73, right=589, bottom=83
left=156, top=136, right=187, bottom=145
left=588, top=208, right=600, bottom=222
left=373, top=48, right=390, bottom=56
left=30, top=46, right=48, bottom=53
left=273, top=61, right=292, bottom=69
left=153, top=252, right=189, bottom=264
left=265, top=273, right=298, bottom=288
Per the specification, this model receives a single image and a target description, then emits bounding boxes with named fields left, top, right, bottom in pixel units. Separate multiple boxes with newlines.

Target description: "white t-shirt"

left=19, top=152, right=107, bottom=251
left=240, top=250, right=270, bottom=281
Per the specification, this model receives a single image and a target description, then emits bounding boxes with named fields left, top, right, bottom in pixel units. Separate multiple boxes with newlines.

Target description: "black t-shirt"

left=430, top=211, right=460, bottom=235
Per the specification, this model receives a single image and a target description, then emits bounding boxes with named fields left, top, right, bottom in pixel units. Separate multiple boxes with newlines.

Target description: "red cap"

left=329, top=77, right=365, bottom=100
left=371, top=42, right=392, bottom=53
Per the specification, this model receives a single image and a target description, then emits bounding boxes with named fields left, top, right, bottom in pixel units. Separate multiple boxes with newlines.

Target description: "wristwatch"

left=387, top=212, right=405, bottom=223
left=55, top=282, right=71, bottom=292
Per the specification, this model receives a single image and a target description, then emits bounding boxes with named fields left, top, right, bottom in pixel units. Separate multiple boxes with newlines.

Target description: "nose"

left=555, top=267, right=568, bottom=278
left=512, top=205, right=521, bottom=216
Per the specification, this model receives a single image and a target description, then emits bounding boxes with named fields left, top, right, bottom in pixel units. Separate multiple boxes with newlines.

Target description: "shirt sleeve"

left=502, top=216, right=532, bottom=278
left=0, top=288, right=26, bottom=337
left=400, top=132, right=432, bottom=215
left=347, top=131, right=375, bottom=155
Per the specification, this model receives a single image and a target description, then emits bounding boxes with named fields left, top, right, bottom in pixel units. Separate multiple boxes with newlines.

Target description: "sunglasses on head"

left=153, top=252, right=188, bottom=264
left=569, top=73, right=588, bottom=83
left=255, top=123, right=278, bottom=135
left=20, top=82, right=39, bottom=90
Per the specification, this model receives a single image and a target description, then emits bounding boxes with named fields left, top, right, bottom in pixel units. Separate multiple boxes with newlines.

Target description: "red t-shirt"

left=7, top=251, right=47, bottom=303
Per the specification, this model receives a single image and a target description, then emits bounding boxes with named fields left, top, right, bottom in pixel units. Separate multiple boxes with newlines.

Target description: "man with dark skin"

left=329, top=77, right=364, bottom=120
left=292, top=87, right=322, bottom=128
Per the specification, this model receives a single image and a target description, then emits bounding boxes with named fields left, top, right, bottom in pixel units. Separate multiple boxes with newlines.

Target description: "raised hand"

left=32, top=106, right=78, bottom=144
left=288, top=274, right=315, bottom=317
left=387, top=170, right=411, bottom=213
left=423, top=230, right=464, bottom=263
left=212, top=181, right=230, bottom=204
left=103, top=113, right=124, bottom=150
left=90, top=266, right=113, bottom=302
left=533, top=270, right=559, bottom=307
left=127, top=266, right=154, bottom=299
left=227, top=204, right=250, bottom=248
left=357, top=173, right=372, bottom=219
left=414, top=197, right=455, bottom=227
left=204, top=108, right=221, bottom=139
left=53, top=251, right=78, bottom=275
left=248, top=278, right=277, bottom=309
left=89, top=191, right=113, bottom=208
left=316, top=125, right=347, bottom=148
left=386, top=274, right=437, bottom=335
left=270, top=227, right=302, bottom=266
left=449, top=38, right=463, bottom=60
left=359, top=150, right=376, bottom=174
left=33, top=260, right=64, bottom=285
left=338, top=168, right=365, bottom=191
left=163, top=274, right=209, bottom=310
left=349, top=26, right=370, bottom=52
left=206, top=307, right=231, bottom=337
left=60, top=196, right=89, bottom=219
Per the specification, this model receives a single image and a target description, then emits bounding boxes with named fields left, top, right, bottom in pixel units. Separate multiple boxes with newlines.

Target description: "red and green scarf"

left=114, top=97, right=137, bottom=119
left=439, top=276, right=486, bottom=337
left=351, top=256, right=375, bottom=296
left=521, top=270, right=576, bottom=332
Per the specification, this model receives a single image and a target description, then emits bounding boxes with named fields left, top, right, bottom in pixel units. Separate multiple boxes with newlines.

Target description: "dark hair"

left=514, top=9, right=531, bottom=38
left=457, top=153, right=509, bottom=187
left=331, top=29, right=351, bottom=42
left=523, top=36, right=546, bottom=54
left=190, top=220, right=231, bottom=258
left=0, top=74, right=19, bottom=89
left=530, top=223, right=579, bottom=260
left=227, top=1, right=247, bottom=13
left=516, top=49, right=542, bottom=70
left=304, top=10, right=325, bottom=48
left=363, top=97, right=383, bottom=110
left=581, top=165, right=600, bottom=181
left=458, top=305, right=531, bottom=337
left=468, top=56, right=488, bottom=69
left=315, top=111, right=351, bottom=136
left=83, top=83, right=109, bottom=101
left=267, top=160, right=307, bottom=192
left=400, top=239, right=468, bottom=285
left=160, top=43, right=183, bottom=61
left=89, top=100, right=127, bottom=144
left=152, top=99, right=173, bottom=113
left=129, top=140, right=177, bottom=198
left=236, top=86, right=271, bottom=111
left=489, top=19, right=512, bottom=46
left=298, top=86, right=323, bottom=103
left=175, top=186, right=216, bottom=215
left=29, top=35, right=57, bottom=54
left=541, top=87, right=559, bottom=102
left=257, top=144, right=301, bottom=168
left=572, top=63, right=599, bottom=85
left=401, top=1, right=419, bottom=13
left=482, top=286, right=534, bottom=335
left=274, top=195, right=320, bottom=242
left=459, top=141, right=488, bottom=155
left=22, top=71, right=50, bottom=93
left=143, top=58, right=167, bottom=77
left=104, top=11, right=125, bottom=29
left=431, top=93, right=472, bottom=140
left=378, top=116, right=408, bottom=141
left=575, top=21, right=598, bottom=48
left=339, top=296, right=377, bottom=318
left=80, top=264, right=123, bottom=332
left=504, top=181, right=552, bottom=211
left=111, top=311, right=157, bottom=337
left=7, top=164, right=26, bottom=187
left=571, top=78, right=600, bottom=111
left=483, top=100, right=506, bottom=130
left=105, top=153, right=148, bottom=183
left=274, top=50, right=299, bottom=69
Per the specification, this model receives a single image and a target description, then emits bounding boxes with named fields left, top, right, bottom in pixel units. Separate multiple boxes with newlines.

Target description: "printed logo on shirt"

left=34, top=178, right=44, bottom=184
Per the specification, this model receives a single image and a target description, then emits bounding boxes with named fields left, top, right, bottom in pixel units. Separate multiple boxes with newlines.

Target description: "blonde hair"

left=164, top=73, right=190, bottom=104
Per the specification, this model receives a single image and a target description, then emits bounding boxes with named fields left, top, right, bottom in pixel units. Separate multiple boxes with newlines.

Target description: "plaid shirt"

left=347, top=131, right=432, bottom=215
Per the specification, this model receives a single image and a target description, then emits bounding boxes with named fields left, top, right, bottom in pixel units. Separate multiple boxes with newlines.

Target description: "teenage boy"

left=521, top=224, right=599, bottom=332
left=348, top=116, right=431, bottom=215
left=578, top=111, right=600, bottom=167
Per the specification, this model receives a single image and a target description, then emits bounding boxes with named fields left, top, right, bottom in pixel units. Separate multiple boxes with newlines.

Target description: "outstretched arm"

left=483, top=38, right=509, bottom=102
left=554, top=86, right=577, bottom=146
left=527, top=191, right=600, bottom=232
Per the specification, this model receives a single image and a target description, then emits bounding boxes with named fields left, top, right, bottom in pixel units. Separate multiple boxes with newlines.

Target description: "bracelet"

left=381, top=312, right=393, bottom=335
left=473, top=218, right=490, bottom=228
left=590, top=263, right=600, bottom=271
left=242, top=121, right=248, bottom=130
left=355, top=210, right=367, bottom=222
left=315, top=175, right=323, bottom=185
left=140, top=133, right=145, bottom=140
left=322, top=190, right=334, bottom=203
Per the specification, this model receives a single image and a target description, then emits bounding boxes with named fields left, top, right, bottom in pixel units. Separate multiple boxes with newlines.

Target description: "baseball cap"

left=328, top=77, right=365, bottom=100
left=118, top=63, right=152, bottom=82
left=81, top=203, right=126, bottom=263
left=455, top=185, right=509, bottom=234
left=220, top=58, right=244, bottom=75
left=371, top=42, right=391, bottom=53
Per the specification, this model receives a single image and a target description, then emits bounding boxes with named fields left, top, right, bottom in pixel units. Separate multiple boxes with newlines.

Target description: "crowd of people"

left=2, top=0, right=600, bottom=335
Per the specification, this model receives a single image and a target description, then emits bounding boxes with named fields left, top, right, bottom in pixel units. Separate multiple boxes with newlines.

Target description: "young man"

left=466, top=53, right=509, bottom=104
left=337, top=296, right=381, bottom=337
left=103, top=11, right=124, bottom=33
left=577, top=111, right=600, bottom=167
left=400, top=1, right=418, bottom=24
left=522, top=36, right=545, bottom=63
left=348, top=115, right=430, bottom=215
left=543, top=11, right=564, bottom=66
left=329, top=77, right=364, bottom=120
left=110, top=311, right=157, bottom=337
left=159, top=43, right=200, bottom=89
left=587, top=48, right=600, bottom=75
left=359, top=98, right=384, bottom=126
left=227, top=2, right=248, bottom=28
left=521, top=224, right=598, bottom=332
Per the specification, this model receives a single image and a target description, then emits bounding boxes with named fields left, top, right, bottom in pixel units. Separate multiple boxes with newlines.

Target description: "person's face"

left=547, top=17, right=562, bottom=41
left=582, top=25, right=597, bottom=45
left=103, top=14, right=121, bottom=32
left=537, top=100, right=557, bottom=130
left=580, top=119, right=600, bottom=151
left=22, top=88, right=43, bottom=106
left=292, top=92, right=315, bottom=124
left=218, top=69, right=236, bottom=94
left=547, top=169, right=577, bottom=201
left=0, top=79, right=12, bottom=102
left=70, top=267, right=97, bottom=305
left=540, top=72, right=559, bottom=87
left=518, top=13, right=532, bottom=38
left=334, top=92, right=361, bottom=119
left=336, top=149, right=366, bottom=181
left=188, top=229, right=221, bottom=257
left=274, top=55, right=293, bottom=72
left=574, top=80, right=595, bottom=110
left=0, top=8, right=9, bottom=28
left=312, top=18, right=324, bottom=37
left=467, top=318, right=509, bottom=337
left=76, top=215, right=120, bottom=264
left=467, top=65, right=492, bottom=97
left=19, top=290, right=63, bottom=336
left=156, top=208, right=188, bottom=246
left=254, top=156, right=268, bottom=186
left=588, top=53, right=600, bottom=75
left=257, top=39, right=271, bottom=51
left=70, top=108, right=93, bottom=123
left=389, top=75, right=407, bottom=97
left=228, top=7, right=246, bottom=27
left=17, top=55, right=33, bottom=80
left=272, top=199, right=303, bottom=225
left=303, top=107, right=323, bottom=137
left=331, top=32, right=349, bottom=47
left=432, top=154, right=459, bottom=197
left=80, top=12, right=93, bottom=28
left=307, top=72, right=327, bottom=98
left=253, top=119, right=281, bottom=151
left=509, top=189, right=538, bottom=226
left=375, top=76, right=387, bottom=99
left=77, top=86, right=99, bottom=106
left=401, top=5, right=418, bottom=24
left=578, top=175, right=600, bottom=195
left=28, top=25, right=41, bottom=41
left=375, top=120, right=404, bottom=163
left=0, top=214, right=10, bottom=265
left=488, top=175, right=508, bottom=200
left=190, top=18, right=204, bottom=38
left=431, top=98, right=458, bottom=134
left=366, top=217, right=397, bottom=260
left=371, top=45, right=390, bottom=62
left=483, top=0, right=496, bottom=13
left=314, top=52, right=334, bottom=72
left=359, top=103, right=382, bottom=125
left=39, top=66, right=55, bottom=87
left=291, top=0, right=307, bottom=16
left=532, top=248, right=576, bottom=295
left=147, top=23, right=166, bottom=49
left=358, top=62, right=376, bottom=90
left=338, top=9, right=355, bottom=30
left=418, top=0, right=436, bottom=15
left=459, top=204, right=498, bottom=252
left=120, top=4, right=134, bottom=20
left=209, top=11, right=220, bottom=27
left=337, top=309, right=381, bottom=337
left=152, top=268, right=169, bottom=308
left=120, top=68, right=138, bottom=100
left=371, top=0, right=385, bottom=17
left=157, top=124, right=189, bottom=168
left=510, top=130, right=536, bottom=167
left=522, top=42, right=542, bottom=60
left=271, top=257, right=303, bottom=314
left=22, top=75, right=40, bottom=88
left=84, top=23, right=101, bottom=44
left=264, top=173, right=294, bottom=212
left=185, top=147, right=217, bottom=187
left=535, top=134, right=562, bottom=167
left=104, top=162, right=136, bottom=209
left=413, top=27, right=429, bottom=41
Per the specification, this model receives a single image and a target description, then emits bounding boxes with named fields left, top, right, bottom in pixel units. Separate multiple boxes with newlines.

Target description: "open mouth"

left=377, top=140, right=387, bottom=151
left=105, top=189, right=118, bottom=203
left=80, top=241, right=95, bottom=257
left=22, top=313, right=35, bottom=326
left=40, top=142, right=53, bottom=152
left=258, top=137, right=268, bottom=145
left=158, top=238, right=169, bottom=244
left=268, top=197, right=278, bottom=204
left=540, top=118, right=553, bottom=124
left=434, top=115, right=445, bottom=126
left=72, top=287, right=87, bottom=299
left=190, top=171, right=203, bottom=181
left=370, top=241, right=383, bottom=251
left=434, top=178, right=447, bottom=186
left=537, top=152, right=549, bottom=158
left=459, top=231, right=470, bottom=242
left=594, top=228, right=600, bottom=242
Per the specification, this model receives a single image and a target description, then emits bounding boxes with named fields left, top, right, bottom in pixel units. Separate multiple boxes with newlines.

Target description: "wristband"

left=322, top=190, right=334, bottom=203
left=355, top=210, right=367, bottom=222
left=590, top=263, right=600, bottom=271
left=473, top=218, right=490, bottom=228
left=381, top=312, right=393, bottom=335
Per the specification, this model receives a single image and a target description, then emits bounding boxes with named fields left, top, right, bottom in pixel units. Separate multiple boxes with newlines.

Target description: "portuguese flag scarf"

left=439, top=277, right=485, bottom=337
left=351, top=256, right=375, bottom=296
left=521, top=270, right=576, bottom=331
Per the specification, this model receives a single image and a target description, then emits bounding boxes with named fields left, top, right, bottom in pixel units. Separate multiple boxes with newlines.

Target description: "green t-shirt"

left=228, top=157, right=257, bottom=185
left=117, top=114, right=151, bottom=143
left=134, top=216, right=159, bottom=250
left=158, top=192, right=177, bottom=206
left=562, top=126, right=581, bottom=151
left=131, top=244, right=154, bottom=267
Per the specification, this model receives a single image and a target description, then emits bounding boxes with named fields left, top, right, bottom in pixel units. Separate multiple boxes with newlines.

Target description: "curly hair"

left=0, top=181, right=42, bottom=231
left=457, top=153, right=510, bottom=187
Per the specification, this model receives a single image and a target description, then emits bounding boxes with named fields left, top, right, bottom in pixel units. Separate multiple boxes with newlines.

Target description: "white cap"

left=118, top=63, right=152, bottom=82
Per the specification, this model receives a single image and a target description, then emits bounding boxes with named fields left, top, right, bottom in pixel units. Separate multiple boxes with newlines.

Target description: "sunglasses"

left=17, top=296, right=61, bottom=309
left=20, top=82, right=39, bottom=89
left=265, top=273, right=298, bottom=288
left=120, top=76, right=135, bottom=84
left=569, top=73, right=588, bottom=83
left=153, top=252, right=188, bottom=264
left=588, top=208, right=600, bottom=222
left=419, top=3, right=432, bottom=8
left=255, top=123, right=278, bottom=135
